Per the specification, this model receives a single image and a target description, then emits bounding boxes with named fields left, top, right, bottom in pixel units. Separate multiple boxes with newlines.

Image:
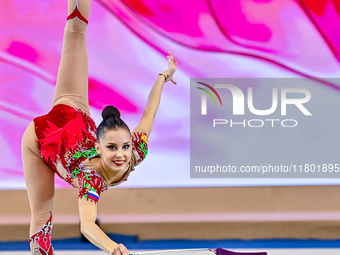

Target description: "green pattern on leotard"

left=72, top=168, right=81, bottom=178
left=138, top=142, right=148, bottom=159
left=72, top=148, right=98, bottom=159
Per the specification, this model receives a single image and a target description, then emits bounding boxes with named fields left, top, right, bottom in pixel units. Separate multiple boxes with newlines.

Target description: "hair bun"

left=102, top=105, right=120, bottom=120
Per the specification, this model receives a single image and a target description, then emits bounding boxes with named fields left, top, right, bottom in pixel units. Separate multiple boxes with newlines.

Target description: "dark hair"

left=96, top=105, right=131, bottom=142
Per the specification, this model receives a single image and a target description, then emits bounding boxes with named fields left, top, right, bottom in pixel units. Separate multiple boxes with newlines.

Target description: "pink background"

left=1, top=0, right=340, bottom=188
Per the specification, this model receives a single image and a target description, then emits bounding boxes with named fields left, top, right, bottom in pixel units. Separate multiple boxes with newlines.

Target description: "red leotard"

left=33, top=104, right=148, bottom=203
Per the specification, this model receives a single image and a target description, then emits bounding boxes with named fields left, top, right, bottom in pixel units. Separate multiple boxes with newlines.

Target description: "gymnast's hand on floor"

left=161, top=51, right=178, bottom=85
left=111, top=243, right=129, bottom=255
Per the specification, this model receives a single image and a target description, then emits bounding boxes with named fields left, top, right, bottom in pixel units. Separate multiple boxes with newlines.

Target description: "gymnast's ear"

left=95, top=142, right=101, bottom=155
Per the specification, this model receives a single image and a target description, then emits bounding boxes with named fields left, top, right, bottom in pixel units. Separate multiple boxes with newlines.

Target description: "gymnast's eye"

left=123, top=145, right=130, bottom=149
left=108, top=146, right=116, bottom=150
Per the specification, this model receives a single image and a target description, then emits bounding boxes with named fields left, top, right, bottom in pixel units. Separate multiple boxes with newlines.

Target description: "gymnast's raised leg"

left=52, top=0, right=92, bottom=116
left=22, top=1, right=92, bottom=254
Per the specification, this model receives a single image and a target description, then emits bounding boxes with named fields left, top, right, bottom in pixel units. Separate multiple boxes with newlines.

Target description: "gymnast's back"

left=33, top=103, right=147, bottom=203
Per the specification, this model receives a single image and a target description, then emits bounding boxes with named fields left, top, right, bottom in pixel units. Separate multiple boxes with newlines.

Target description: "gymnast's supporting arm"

left=77, top=52, right=177, bottom=254
left=133, top=51, right=178, bottom=137
left=79, top=198, right=129, bottom=255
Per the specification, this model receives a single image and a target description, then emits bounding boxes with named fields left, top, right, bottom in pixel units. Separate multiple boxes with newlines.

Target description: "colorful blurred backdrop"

left=1, top=0, right=340, bottom=189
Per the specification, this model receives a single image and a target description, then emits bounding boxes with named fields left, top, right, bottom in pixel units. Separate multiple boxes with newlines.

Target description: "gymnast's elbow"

left=80, top=221, right=92, bottom=236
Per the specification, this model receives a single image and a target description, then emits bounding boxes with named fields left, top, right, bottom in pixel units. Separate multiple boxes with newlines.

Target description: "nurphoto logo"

left=196, top=82, right=312, bottom=128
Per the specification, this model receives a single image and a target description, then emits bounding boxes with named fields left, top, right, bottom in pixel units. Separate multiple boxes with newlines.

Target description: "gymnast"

left=21, top=0, right=177, bottom=254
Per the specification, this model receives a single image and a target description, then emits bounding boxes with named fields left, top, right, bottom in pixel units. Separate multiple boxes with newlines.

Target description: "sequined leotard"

left=33, top=104, right=148, bottom=203
left=25, top=1, right=149, bottom=254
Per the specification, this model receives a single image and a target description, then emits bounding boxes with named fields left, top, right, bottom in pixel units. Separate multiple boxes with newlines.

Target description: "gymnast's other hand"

left=161, top=51, right=178, bottom=85
left=111, top=243, right=129, bottom=255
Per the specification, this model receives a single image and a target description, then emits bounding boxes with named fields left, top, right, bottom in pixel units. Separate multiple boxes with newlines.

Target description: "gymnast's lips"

left=113, top=160, right=124, bottom=166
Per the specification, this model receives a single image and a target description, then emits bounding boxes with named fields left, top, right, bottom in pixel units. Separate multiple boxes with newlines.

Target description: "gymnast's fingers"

left=171, top=78, right=177, bottom=85
left=119, top=243, right=129, bottom=255
left=112, top=244, right=129, bottom=255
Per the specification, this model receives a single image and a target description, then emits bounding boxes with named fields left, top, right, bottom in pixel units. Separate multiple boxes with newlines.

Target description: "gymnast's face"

left=96, top=128, right=132, bottom=173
